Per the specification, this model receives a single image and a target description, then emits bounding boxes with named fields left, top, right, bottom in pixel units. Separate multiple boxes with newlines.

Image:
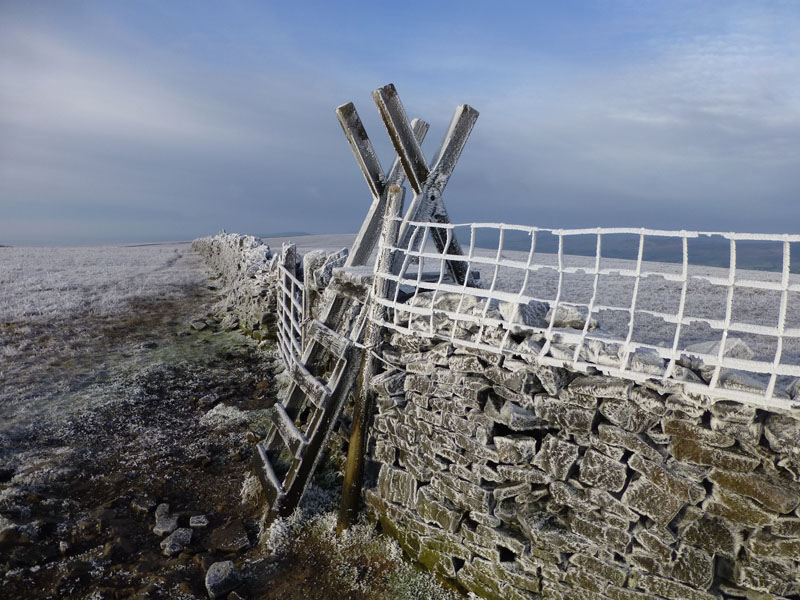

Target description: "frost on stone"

left=312, top=248, right=348, bottom=289
left=533, top=435, right=579, bottom=480
left=546, top=305, right=597, bottom=330
left=199, top=403, right=249, bottom=428
left=498, top=299, right=548, bottom=333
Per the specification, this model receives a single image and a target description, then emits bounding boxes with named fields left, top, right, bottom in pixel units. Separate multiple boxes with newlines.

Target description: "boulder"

left=205, top=561, right=242, bottom=599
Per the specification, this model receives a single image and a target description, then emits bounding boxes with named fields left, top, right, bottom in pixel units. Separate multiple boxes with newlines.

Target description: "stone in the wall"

left=378, top=464, right=418, bottom=509
left=665, top=544, right=714, bottom=590
left=569, top=553, right=628, bottom=588
left=670, top=436, right=761, bottom=472
left=772, top=515, right=800, bottom=537
left=498, top=299, right=549, bottom=333
left=568, top=511, right=631, bottom=554
left=517, top=508, right=594, bottom=557
left=500, top=400, right=542, bottom=431
left=707, top=468, right=800, bottom=514
left=745, top=527, right=800, bottom=563
left=628, top=453, right=705, bottom=505
left=578, top=449, right=628, bottom=493
left=764, top=413, right=800, bottom=458
left=597, top=424, right=664, bottom=463
left=430, top=472, right=494, bottom=513
left=702, top=487, right=777, bottom=527
left=675, top=506, right=741, bottom=560
left=662, top=418, right=735, bottom=448
left=599, top=397, right=655, bottom=433
left=632, top=526, right=675, bottom=563
left=534, top=396, right=595, bottom=435
left=494, top=435, right=538, bottom=464
left=605, top=586, right=665, bottom=600
left=449, top=353, right=486, bottom=374
left=370, top=370, right=407, bottom=397
left=732, top=555, right=797, bottom=596
left=621, top=476, right=686, bottom=528
left=627, top=570, right=718, bottom=600
left=533, top=435, right=580, bottom=481
left=627, top=349, right=666, bottom=376
left=548, top=481, right=595, bottom=513
left=527, top=363, right=573, bottom=396
left=546, top=305, right=597, bottom=330
left=415, top=486, right=464, bottom=533
left=565, top=375, right=632, bottom=401
left=312, top=248, right=348, bottom=288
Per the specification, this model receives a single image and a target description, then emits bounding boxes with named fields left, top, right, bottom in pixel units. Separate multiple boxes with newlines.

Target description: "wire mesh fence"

left=372, top=217, right=800, bottom=410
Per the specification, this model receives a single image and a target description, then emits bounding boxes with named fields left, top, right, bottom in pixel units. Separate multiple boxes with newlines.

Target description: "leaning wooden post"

left=337, top=185, right=404, bottom=534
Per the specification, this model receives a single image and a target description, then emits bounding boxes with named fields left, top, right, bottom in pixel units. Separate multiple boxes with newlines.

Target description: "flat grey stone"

left=160, top=527, right=192, bottom=556
left=153, top=503, right=178, bottom=537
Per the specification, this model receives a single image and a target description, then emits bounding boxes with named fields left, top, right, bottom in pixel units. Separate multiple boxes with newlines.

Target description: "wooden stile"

left=256, top=83, right=479, bottom=528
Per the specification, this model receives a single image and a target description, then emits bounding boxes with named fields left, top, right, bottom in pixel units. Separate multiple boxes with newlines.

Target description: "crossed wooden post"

left=336, top=85, right=478, bottom=532
left=337, top=83, right=478, bottom=284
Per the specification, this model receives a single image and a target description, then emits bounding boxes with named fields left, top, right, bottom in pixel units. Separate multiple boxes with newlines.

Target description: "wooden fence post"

left=337, top=184, right=404, bottom=534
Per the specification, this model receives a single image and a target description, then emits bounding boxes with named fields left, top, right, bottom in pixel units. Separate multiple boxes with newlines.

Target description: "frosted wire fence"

left=276, top=263, right=305, bottom=369
left=373, top=218, right=800, bottom=410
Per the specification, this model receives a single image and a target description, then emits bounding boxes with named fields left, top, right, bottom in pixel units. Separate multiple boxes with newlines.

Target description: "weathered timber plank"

left=336, top=102, right=386, bottom=200
left=429, top=104, right=479, bottom=190
left=288, top=357, right=330, bottom=409
left=253, top=444, right=285, bottom=508
left=307, top=319, right=352, bottom=359
left=271, top=402, right=308, bottom=458
left=372, top=84, right=429, bottom=194
left=345, top=118, right=428, bottom=267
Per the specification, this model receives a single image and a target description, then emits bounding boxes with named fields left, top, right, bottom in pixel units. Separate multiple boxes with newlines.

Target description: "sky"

left=1, top=1, right=799, bottom=246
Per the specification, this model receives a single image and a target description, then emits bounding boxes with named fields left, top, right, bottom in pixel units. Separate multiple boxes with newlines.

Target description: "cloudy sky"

left=2, top=1, right=799, bottom=245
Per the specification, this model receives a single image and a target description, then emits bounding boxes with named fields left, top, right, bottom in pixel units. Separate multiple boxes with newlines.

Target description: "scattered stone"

left=160, top=527, right=192, bottom=556
left=152, top=503, right=178, bottom=537
left=205, top=560, right=242, bottom=599
left=190, top=515, right=210, bottom=528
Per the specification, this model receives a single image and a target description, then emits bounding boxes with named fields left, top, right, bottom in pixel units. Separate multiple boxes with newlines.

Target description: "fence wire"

left=372, top=218, right=800, bottom=410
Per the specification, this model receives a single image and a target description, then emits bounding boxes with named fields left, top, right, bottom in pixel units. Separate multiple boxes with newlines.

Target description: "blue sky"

left=1, top=1, right=799, bottom=245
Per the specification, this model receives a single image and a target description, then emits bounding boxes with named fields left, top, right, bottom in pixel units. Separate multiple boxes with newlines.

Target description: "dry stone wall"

left=365, top=333, right=800, bottom=600
left=192, top=233, right=278, bottom=336
left=194, top=234, right=800, bottom=600
left=192, top=233, right=349, bottom=341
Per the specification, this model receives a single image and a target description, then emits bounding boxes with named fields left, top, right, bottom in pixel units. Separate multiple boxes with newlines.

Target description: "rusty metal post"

left=337, top=185, right=404, bottom=534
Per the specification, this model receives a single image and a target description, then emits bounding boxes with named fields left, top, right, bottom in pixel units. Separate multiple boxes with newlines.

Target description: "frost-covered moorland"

left=0, top=242, right=205, bottom=323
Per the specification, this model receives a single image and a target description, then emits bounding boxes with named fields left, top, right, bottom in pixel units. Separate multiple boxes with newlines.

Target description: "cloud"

left=1, top=1, right=799, bottom=245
